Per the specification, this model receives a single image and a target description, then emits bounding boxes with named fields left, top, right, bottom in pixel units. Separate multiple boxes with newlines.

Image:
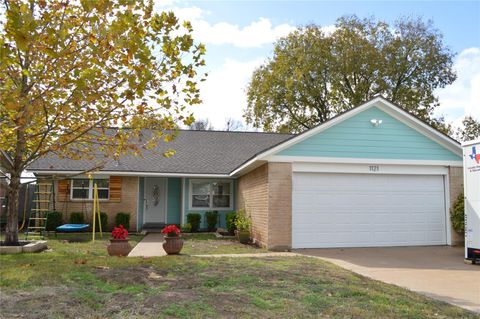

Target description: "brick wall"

left=268, top=163, right=292, bottom=251
left=55, top=176, right=139, bottom=231
left=237, top=163, right=293, bottom=250
left=448, top=166, right=464, bottom=246
left=237, top=164, right=269, bottom=247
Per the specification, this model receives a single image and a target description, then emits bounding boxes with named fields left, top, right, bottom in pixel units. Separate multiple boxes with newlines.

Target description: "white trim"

left=267, top=155, right=463, bottom=167
left=188, top=179, right=233, bottom=211
left=230, top=158, right=266, bottom=176
left=462, top=138, right=480, bottom=147
left=230, top=97, right=462, bottom=175
left=30, top=170, right=232, bottom=178
left=292, top=162, right=449, bottom=175
left=444, top=173, right=452, bottom=246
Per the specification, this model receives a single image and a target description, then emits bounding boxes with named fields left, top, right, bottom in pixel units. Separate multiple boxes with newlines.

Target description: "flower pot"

left=236, top=230, right=250, bottom=244
left=107, top=238, right=132, bottom=256
left=163, top=236, right=183, bottom=255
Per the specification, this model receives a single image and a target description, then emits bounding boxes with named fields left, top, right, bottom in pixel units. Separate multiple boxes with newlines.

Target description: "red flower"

left=111, top=225, right=129, bottom=240
left=162, top=224, right=181, bottom=237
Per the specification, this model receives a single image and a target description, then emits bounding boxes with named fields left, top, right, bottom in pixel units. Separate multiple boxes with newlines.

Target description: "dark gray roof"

left=28, top=130, right=294, bottom=175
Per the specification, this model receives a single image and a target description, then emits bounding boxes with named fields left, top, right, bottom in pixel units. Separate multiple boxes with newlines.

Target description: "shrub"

left=187, top=213, right=201, bottom=232
left=94, top=212, right=108, bottom=232
left=235, top=208, right=251, bottom=232
left=69, top=212, right=85, bottom=224
left=205, top=211, right=218, bottom=231
left=115, top=212, right=130, bottom=230
left=226, top=212, right=237, bottom=234
left=181, top=223, right=192, bottom=233
left=451, top=192, right=465, bottom=234
left=46, top=211, right=63, bottom=231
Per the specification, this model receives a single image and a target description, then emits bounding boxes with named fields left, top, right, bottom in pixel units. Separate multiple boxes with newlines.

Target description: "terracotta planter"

left=236, top=230, right=250, bottom=244
left=107, top=238, right=132, bottom=256
left=163, top=236, right=183, bottom=255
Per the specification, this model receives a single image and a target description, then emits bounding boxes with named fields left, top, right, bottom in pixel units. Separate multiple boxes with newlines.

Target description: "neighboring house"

left=0, top=150, right=13, bottom=223
left=27, top=96, right=464, bottom=250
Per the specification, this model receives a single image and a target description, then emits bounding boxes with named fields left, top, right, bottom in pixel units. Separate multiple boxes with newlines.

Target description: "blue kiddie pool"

left=56, top=224, right=90, bottom=232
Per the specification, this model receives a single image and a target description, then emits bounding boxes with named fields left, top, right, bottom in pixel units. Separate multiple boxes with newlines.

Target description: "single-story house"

left=28, top=96, right=464, bottom=250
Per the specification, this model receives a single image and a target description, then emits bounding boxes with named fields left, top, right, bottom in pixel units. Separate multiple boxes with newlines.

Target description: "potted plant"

left=107, top=225, right=132, bottom=256
left=235, top=209, right=251, bottom=244
left=162, top=225, right=183, bottom=255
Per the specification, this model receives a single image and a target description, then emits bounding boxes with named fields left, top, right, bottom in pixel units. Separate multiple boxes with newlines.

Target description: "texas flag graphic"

left=470, top=146, right=480, bottom=164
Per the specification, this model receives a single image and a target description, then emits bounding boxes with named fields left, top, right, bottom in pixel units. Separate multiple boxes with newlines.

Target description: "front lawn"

left=181, top=233, right=268, bottom=255
left=0, top=236, right=477, bottom=318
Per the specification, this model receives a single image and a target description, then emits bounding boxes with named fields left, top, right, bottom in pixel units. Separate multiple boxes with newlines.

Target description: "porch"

left=136, top=177, right=236, bottom=232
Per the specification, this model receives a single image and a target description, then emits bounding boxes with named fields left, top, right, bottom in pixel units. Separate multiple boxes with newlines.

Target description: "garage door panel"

left=292, top=173, right=447, bottom=248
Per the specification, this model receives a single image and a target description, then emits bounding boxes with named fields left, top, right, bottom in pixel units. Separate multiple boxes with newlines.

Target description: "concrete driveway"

left=295, top=246, right=480, bottom=313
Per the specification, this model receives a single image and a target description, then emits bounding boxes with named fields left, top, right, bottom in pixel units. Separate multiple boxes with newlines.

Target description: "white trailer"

left=463, top=139, right=480, bottom=263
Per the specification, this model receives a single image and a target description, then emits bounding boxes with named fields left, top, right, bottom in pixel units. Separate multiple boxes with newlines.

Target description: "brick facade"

left=267, top=163, right=292, bottom=250
left=448, top=166, right=464, bottom=246
left=55, top=176, right=139, bottom=231
left=237, top=163, right=292, bottom=250
left=237, top=164, right=269, bottom=247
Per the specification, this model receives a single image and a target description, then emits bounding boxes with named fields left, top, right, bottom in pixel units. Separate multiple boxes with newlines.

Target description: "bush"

left=205, top=211, right=218, bottom=231
left=181, top=223, right=192, bottom=233
left=115, top=212, right=130, bottom=230
left=69, top=212, right=85, bottom=224
left=187, top=213, right=201, bottom=232
left=46, top=211, right=63, bottom=231
left=451, top=192, right=465, bottom=234
left=94, top=212, right=108, bottom=232
left=235, top=208, right=251, bottom=232
left=226, top=212, right=237, bottom=234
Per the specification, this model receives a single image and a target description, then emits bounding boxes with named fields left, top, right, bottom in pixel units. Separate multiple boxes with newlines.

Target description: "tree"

left=0, top=0, right=205, bottom=244
left=456, top=116, right=480, bottom=142
left=189, top=118, right=214, bottom=130
left=245, top=16, right=456, bottom=133
left=224, top=117, right=243, bottom=131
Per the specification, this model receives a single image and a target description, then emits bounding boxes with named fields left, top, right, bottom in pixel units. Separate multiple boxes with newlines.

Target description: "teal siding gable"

left=277, top=106, right=461, bottom=161
left=167, top=178, right=181, bottom=224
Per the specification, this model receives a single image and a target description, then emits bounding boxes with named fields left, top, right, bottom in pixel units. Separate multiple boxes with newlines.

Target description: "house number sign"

left=369, top=165, right=380, bottom=172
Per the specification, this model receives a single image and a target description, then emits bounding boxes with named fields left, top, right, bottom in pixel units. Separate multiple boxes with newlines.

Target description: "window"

left=71, top=178, right=109, bottom=200
left=190, top=180, right=232, bottom=209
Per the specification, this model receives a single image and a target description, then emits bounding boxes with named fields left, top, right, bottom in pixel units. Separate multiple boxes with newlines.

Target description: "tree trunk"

left=5, top=173, right=20, bottom=245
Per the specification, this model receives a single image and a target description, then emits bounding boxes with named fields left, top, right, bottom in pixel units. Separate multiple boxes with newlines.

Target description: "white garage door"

left=292, top=173, right=447, bottom=248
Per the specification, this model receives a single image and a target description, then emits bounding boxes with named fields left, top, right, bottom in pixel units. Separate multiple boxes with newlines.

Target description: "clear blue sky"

left=199, top=1, right=479, bottom=51
left=159, top=0, right=480, bottom=128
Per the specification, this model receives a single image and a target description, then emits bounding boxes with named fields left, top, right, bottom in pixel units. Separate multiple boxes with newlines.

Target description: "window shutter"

left=109, top=176, right=122, bottom=202
left=58, top=180, right=70, bottom=202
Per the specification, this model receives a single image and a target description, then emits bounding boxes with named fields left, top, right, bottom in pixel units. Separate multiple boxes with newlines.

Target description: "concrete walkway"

left=128, top=233, right=166, bottom=257
left=296, top=246, right=480, bottom=313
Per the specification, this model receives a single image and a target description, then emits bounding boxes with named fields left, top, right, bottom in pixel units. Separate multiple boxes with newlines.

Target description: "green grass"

left=181, top=233, right=268, bottom=255
left=0, top=234, right=478, bottom=318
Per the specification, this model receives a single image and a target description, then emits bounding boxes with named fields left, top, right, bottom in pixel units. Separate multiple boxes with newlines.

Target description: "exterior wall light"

left=370, top=119, right=383, bottom=127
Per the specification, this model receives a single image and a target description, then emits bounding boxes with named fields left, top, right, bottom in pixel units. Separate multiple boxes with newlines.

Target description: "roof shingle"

left=28, top=129, right=293, bottom=175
